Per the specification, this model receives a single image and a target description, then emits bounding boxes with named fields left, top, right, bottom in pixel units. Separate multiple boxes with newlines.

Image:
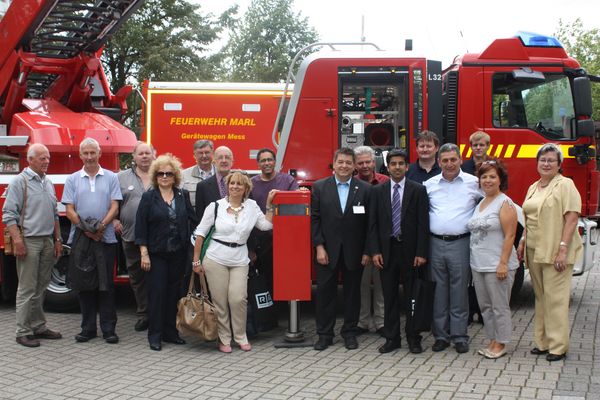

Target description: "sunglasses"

left=157, top=171, right=175, bottom=178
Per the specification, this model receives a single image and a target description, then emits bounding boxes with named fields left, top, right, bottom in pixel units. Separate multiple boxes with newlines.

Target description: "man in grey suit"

left=311, top=147, right=372, bottom=351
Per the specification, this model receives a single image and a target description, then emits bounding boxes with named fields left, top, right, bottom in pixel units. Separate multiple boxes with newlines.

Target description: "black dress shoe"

left=163, top=336, right=186, bottom=345
left=134, top=319, right=149, bottom=332
left=16, top=335, right=40, bottom=348
left=546, top=353, right=566, bottom=362
left=432, top=339, right=450, bottom=352
left=408, top=339, right=423, bottom=354
left=103, top=332, right=119, bottom=344
left=149, top=342, right=162, bottom=351
left=75, top=331, right=97, bottom=342
left=455, top=342, right=469, bottom=354
left=378, top=339, right=401, bottom=354
left=314, top=336, right=333, bottom=351
left=344, top=336, right=359, bottom=350
left=530, top=347, right=549, bottom=355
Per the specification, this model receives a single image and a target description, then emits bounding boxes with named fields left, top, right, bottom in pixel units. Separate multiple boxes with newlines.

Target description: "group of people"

left=3, top=130, right=582, bottom=363
left=311, top=130, right=581, bottom=364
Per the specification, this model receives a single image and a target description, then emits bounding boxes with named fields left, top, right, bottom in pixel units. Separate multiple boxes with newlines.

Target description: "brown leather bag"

left=176, top=271, right=218, bottom=341
left=3, top=175, right=27, bottom=256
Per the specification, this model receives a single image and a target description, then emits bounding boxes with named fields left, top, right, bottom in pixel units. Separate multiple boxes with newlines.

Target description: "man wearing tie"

left=195, top=146, right=234, bottom=221
left=369, top=149, right=430, bottom=354
left=311, top=147, right=372, bottom=351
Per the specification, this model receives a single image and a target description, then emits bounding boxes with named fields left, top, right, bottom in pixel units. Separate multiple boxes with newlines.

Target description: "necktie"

left=392, top=183, right=401, bottom=236
left=219, top=176, right=226, bottom=198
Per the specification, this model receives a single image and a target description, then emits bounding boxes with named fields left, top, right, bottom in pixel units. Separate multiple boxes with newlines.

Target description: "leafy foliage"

left=555, top=18, right=600, bottom=120
left=223, top=0, right=319, bottom=82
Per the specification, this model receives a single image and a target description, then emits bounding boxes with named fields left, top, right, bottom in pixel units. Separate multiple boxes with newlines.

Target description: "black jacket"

left=195, top=175, right=222, bottom=221
left=135, top=187, right=196, bottom=253
left=369, top=179, right=430, bottom=266
left=311, top=176, right=371, bottom=270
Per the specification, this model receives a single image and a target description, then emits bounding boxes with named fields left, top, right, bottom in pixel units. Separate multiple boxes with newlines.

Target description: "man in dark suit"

left=195, top=146, right=233, bottom=222
left=311, top=147, right=372, bottom=351
left=370, top=149, right=430, bottom=354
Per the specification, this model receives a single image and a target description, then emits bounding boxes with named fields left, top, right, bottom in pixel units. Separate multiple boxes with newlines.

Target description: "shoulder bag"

left=176, top=271, right=218, bottom=341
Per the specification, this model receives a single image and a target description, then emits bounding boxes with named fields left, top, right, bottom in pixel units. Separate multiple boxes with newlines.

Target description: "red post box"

left=272, top=191, right=311, bottom=301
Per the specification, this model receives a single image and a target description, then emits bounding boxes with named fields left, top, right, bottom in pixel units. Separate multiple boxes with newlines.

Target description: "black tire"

left=44, top=249, right=79, bottom=312
left=1, top=253, right=17, bottom=302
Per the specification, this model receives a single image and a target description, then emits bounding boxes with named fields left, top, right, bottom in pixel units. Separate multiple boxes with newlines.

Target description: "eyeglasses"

left=481, top=160, right=497, bottom=165
left=538, top=158, right=558, bottom=165
left=157, top=171, right=175, bottom=178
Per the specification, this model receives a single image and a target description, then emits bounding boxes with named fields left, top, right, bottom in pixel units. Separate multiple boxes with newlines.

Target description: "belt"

left=430, top=232, right=470, bottom=241
left=213, top=238, right=245, bottom=248
left=390, top=234, right=403, bottom=242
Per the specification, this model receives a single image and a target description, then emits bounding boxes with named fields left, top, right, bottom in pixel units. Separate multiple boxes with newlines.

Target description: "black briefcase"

left=407, top=273, right=436, bottom=333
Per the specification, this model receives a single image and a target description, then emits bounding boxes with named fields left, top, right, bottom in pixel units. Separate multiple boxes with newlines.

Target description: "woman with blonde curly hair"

left=135, top=154, right=195, bottom=351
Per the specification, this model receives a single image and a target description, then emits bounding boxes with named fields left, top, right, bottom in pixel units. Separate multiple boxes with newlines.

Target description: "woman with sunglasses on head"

left=135, top=154, right=195, bottom=351
left=467, top=158, right=518, bottom=359
left=192, top=171, right=277, bottom=353
left=517, top=143, right=582, bottom=362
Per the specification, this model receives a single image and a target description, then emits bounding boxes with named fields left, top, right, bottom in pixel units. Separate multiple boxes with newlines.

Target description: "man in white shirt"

left=424, top=143, right=481, bottom=354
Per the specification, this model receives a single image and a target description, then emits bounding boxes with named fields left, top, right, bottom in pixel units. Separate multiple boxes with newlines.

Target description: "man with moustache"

left=311, top=147, right=372, bottom=351
left=424, top=143, right=481, bottom=354
left=114, top=142, right=155, bottom=331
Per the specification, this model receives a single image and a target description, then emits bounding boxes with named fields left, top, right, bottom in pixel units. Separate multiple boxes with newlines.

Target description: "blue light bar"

left=516, top=31, right=563, bottom=47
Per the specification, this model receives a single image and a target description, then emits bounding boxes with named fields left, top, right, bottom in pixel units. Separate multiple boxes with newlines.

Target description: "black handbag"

left=247, top=266, right=276, bottom=334
left=406, top=270, right=436, bottom=333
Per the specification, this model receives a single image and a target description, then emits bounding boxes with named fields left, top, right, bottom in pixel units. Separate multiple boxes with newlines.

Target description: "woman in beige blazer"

left=517, top=143, right=582, bottom=362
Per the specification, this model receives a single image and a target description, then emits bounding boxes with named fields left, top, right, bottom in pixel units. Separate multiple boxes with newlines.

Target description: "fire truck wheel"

left=44, top=249, right=79, bottom=312
left=0, top=253, right=17, bottom=302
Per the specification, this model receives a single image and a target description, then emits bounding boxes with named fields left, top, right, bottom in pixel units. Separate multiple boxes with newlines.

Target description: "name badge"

left=353, top=205, right=365, bottom=214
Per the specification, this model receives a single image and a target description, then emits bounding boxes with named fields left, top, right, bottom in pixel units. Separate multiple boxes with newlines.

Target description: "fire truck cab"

left=274, top=35, right=598, bottom=292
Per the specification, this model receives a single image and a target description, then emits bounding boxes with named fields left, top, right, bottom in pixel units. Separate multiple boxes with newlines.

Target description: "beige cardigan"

left=523, top=174, right=583, bottom=265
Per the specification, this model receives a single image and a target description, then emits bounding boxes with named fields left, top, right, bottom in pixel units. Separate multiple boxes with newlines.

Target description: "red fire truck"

left=141, top=81, right=292, bottom=172
left=0, top=0, right=141, bottom=308
left=272, top=36, right=598, bottom=293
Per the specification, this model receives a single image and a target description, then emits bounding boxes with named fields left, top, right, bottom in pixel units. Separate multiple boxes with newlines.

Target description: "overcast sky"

left=198, top=0, right=599, bottom=68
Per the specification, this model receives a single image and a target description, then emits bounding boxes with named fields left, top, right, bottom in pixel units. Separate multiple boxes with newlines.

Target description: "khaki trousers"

left=527, top=248, right=573, bottom=355
left=203, top=258, right=249, bottom=346
left=358, top=262, right=384, bottom=330
left=16, top=236, right=55, bottom=337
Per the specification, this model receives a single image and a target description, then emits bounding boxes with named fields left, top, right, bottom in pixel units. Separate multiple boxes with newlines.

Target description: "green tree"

left=223, top=0, right=319, bottom=82
left=101, top=0, right=236, bottom=137
left=555, top=18, right=600, bottom=120
left=102, top=0, right=236, bottom=92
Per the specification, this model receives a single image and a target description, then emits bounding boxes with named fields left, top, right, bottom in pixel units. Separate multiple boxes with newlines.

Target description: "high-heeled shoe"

left=239, top=343, right=252, bottom=351
left=217, top=342, right=232, bottom=353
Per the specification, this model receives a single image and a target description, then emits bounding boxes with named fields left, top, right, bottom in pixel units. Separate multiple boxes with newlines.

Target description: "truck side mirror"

left=573, top=76, right=592, bottom=117
left=577, top=119, right=595, bottom=137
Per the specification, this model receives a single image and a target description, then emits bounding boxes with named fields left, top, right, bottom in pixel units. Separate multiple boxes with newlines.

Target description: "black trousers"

left=147, top=250, right=185, bottom=343
left=79, top=243, right=117, bottom=335
left=316, top=252, right=363, bottom=339
left=380, top=239, right=420, bottom=342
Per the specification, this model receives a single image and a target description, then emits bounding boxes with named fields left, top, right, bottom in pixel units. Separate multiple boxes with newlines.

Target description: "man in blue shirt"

left=62, top=138, right=122, bottom=344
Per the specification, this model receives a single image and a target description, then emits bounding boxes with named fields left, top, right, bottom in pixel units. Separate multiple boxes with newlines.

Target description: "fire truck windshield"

left=492, top=73, right=575, bottom=140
